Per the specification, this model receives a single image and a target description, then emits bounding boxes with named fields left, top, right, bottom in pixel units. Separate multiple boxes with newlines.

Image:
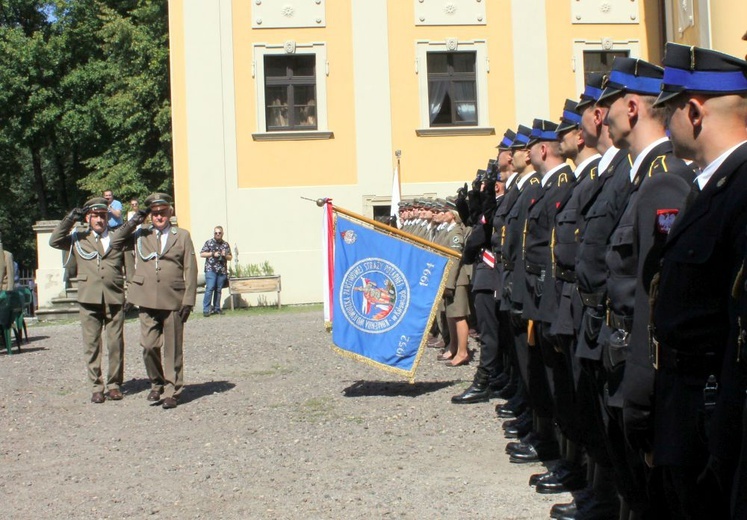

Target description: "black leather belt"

left=607, top=311, right=633, bottom=333
left=579, top=290, right=605, bottom=308
left=555, top=265, right=576, bottom=283
left=525, top=262, right=544, bottom=276
left=652, top=343, right=720, bottom=375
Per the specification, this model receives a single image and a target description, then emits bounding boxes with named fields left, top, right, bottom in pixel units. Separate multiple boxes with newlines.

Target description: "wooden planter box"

left=228, top=275, right=281, bottom=310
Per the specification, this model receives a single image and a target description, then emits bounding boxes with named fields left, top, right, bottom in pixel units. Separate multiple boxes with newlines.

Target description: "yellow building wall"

left=545, top=1, right=663, bottom=120
left=710, top=1, right=747, bottom=58
left=232, top=0, right=358, bottom=189
left=168, top=0, right=191, bottom=229
left=386, top=0, right=515, bottom=184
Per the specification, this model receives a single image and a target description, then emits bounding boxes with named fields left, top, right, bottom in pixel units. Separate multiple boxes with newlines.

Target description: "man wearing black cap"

left=451, top=131, right=515, bottom=403
left=496, top=125, right=541, bottom=437
left=0, top=233, right=14, bottom=291
left=507, top=118, right=573, bottom=465
left=597, top=56, right=695, bottom=518
left=50, top=198, right=126, bottom=403
left=531, top=100, right=601, bottom=496
left=647, top=43, right=747, bottom=518
left=113, top=193, right=197, bottom=409
left=553, top=73, right=633, bottom=520
left=489, top=130, right=530, bottom=412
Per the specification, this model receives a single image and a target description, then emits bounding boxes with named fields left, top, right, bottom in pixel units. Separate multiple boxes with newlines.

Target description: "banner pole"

left=326, top=201, right=461, bottom=260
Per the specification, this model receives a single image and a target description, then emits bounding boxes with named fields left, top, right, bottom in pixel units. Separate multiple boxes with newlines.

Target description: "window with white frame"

left=427, top=51, right=478, bottom=126
left=416, top=39, right=491, bottom=136
left=252, top=42, right=331, bottom=140
left=572, top=39, right=640, bottom=96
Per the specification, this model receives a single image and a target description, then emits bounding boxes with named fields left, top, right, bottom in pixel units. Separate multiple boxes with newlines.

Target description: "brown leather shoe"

left=146, top=390, right=161, bottom=402
left=107, top=389, right=123, bottom=401
left=162, top=397, right=178, bottom=409
left=91, top=392, right=105, bottom=404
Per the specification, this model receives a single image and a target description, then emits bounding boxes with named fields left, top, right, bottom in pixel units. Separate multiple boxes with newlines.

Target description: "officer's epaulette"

left=529, top=177, right=540, bottom=185
left=589, top=166, right=598, bottom=180
left=557, top=172, right=569, bottom=185
left=648, top=154, right=668, bottom=177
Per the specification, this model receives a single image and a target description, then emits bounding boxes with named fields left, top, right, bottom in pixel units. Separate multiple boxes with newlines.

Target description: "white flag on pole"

left=390, top=166, right=401, bottom=228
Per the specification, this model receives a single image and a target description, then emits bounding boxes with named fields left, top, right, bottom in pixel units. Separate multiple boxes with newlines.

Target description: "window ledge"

left=416, top=127, right=495, bottom=137
left=252, top=131, right=334, bottom=141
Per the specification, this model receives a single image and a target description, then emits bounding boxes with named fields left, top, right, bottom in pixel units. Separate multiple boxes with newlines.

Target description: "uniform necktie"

left=685, top=180, right=701, bottom=209
left=155, top=230, right=162, bottom=253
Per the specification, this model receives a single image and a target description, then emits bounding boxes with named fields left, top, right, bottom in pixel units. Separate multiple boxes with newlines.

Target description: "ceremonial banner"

left=331, top=213, right=452, bottom=380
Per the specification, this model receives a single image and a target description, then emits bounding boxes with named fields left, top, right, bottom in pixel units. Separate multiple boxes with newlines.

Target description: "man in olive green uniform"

left=0, top=232, right=14, bottom=291
left=113, top=193, right=197, bottom=409
left=50, top=198, right=126, bottom=403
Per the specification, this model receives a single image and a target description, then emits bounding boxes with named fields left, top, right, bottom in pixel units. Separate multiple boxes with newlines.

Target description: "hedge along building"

left=165, top=0, right=746, bottom=306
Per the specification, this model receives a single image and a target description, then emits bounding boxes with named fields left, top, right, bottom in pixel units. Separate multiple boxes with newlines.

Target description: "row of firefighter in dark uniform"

left=397, top=43, right=747, bottom=520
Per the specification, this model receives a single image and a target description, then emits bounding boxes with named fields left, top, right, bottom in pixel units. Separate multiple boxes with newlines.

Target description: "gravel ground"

left=0, top=307, right=568, bottom=519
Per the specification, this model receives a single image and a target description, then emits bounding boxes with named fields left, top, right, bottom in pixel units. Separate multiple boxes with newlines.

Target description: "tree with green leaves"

left=0, top=0, right=172, bottom=273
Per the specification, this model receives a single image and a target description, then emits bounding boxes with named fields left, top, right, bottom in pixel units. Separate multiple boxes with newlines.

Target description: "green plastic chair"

left=0, top=291, right=13, bottom=355
left=8, top=289, right=26, bottom=347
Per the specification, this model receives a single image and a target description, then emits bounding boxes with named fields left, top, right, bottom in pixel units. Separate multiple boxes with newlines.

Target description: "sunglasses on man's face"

left=214, top=231, right=223, bottom=236
left=151, top=210, right=169, bottom=217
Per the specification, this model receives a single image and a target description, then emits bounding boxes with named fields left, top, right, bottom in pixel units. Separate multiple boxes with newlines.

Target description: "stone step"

left=51, top=296, right=79, bottom=306
left=35, top=307, right=79, bottom=321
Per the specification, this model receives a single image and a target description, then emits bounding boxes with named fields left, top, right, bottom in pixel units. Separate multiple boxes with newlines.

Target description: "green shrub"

left=229, top=261, right=275, bottom=277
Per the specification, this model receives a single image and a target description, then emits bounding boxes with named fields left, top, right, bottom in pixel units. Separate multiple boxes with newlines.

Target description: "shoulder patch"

left=589, top=167, right=598, bottom=180
left=558, top=173, right=569, bottom=185
left=530, top=177, right=540, bottom=185
left=656, top=209, right=678, bottom=235
left=648, top=155, right=668, bottom=177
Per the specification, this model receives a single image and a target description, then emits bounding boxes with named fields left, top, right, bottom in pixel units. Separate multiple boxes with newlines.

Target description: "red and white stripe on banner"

left=321, top=198, right=335, bottom=327
left=481, top=249, right=496, bottom=269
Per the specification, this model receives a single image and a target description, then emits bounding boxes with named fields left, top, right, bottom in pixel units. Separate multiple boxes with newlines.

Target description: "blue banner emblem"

left=332, top=215, right=451, bottom=378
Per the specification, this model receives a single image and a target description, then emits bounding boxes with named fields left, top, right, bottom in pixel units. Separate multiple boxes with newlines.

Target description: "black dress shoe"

left=503, top=412, right=532, bottom=438
left=529, top=469, right=554, bottom=486
left=504, top=420, right=532, bottom=439
left=502, top=409, right=531, bottom=430
left=550, top=500, right=576, bottom=519
left=536, top=473, right=585, bottom=494
left=509, top=440, right=560, bottom=464
left=505, top=431, right=538, bottom=453
left=496, top=399, right=526, bottom=418
left=451, top=383, right=490, bottom=404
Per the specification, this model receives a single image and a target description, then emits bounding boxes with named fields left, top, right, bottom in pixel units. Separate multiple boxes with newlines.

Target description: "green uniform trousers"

left=79, top=302, right=124, bottom=393
left=138, top=308, right=184, bottom=399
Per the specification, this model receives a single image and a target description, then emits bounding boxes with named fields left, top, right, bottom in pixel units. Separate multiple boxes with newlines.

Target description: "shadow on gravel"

left=342, top=380, right=456, bottom=398
left=122, top=378, right=152, bottom=396
left=24, top=335, right=50, bottom=343
left=0, top=345, right=49, bottom=356
left=179, top=380, right=235, bottom=405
